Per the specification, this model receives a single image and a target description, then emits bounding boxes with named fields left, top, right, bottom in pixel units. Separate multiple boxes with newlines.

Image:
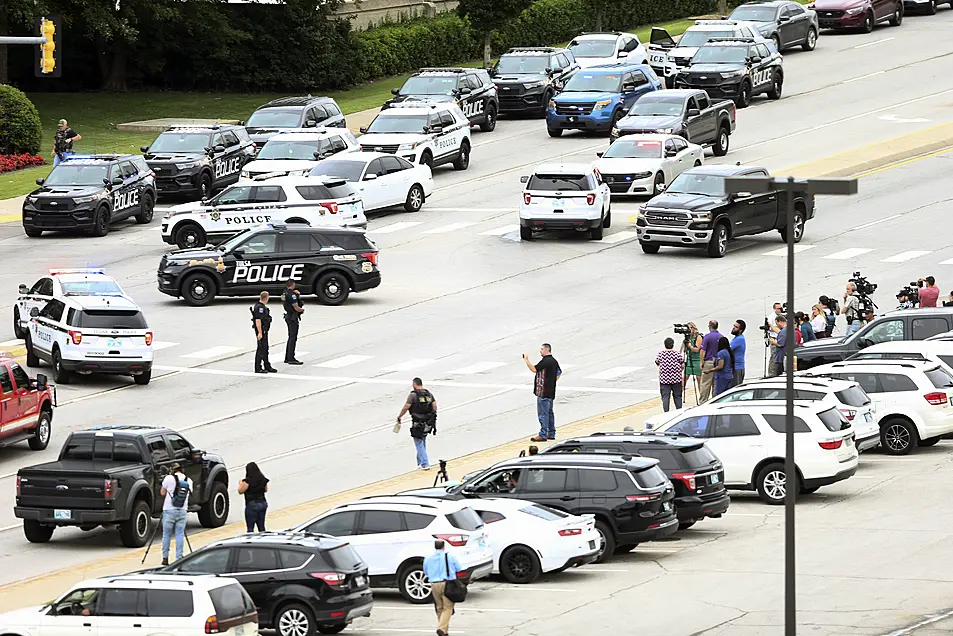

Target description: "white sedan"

left=468, top=498, right=600, bottom=584
left=595, top=134, right=704, bottom=197
left=308, top=151, right=434, bottom=214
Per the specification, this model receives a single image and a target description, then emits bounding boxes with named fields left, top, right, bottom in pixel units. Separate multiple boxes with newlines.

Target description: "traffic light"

left=34, top=16, right=62, bottom=78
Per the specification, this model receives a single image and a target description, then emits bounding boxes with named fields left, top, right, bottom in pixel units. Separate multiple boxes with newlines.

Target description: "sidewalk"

left=0, top=196, right=24, bottom=223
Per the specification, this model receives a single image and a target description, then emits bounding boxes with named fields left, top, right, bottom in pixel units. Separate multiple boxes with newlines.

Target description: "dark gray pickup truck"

left=15, top=425, right=229, bottom=547
left=610, top=89, right=736, bottom=156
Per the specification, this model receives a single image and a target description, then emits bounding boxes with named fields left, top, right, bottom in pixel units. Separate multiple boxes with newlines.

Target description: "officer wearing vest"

left=252, top=291, right=276, bottom=374
left=396, top=377, right=438, bottom=470
left=282, top=280, right=304, bottom=365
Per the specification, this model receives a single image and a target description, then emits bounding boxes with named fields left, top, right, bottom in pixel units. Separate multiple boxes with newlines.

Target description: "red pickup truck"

left=0, top=353, right=55, bottom=451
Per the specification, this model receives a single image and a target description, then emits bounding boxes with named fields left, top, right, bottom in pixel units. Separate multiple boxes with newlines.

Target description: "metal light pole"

left=725, top=175, right=858, bottom=636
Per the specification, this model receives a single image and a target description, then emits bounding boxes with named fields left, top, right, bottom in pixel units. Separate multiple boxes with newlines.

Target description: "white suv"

left=14, top=268, right=129, bottom=340
left=359, top=101, right=472, bottom=171
left=0, top=573, right=259, bottom=636
left=519, top=162, right=611, bottom=241
left=847, top=340, right=953, bottom=377
left=705, top=377, right=880, bottom=452
left=648, top=401, right=858, bottom=504
left=567, top=32, right=648, bottom=69
left=293, top=496, right=493, bottom=604
left=239, top=128, right=359, bottom=181
left=25, top=295, right=153, bottom=385
left=799, top=360, right=953, bottom=455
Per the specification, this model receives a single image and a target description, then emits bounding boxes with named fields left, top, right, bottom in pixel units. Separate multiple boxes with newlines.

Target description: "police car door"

left=227, top=230, right=281, bottom=294
left=459, top=74, right=487, bottom=123
left=215, top=131, right=245, bottom=186
left=30, top=299, right=65, bottom=361
left=110, top=161, right=142, bottom=221
left=18, top=277, right=54, bottom=329
left=622, top=70, right=650, bottom=110
left=750, top=44, right=774, bottom=92
left=277, top=232, right=320, bottom=293
left=208, top=184, right=258, bottom=234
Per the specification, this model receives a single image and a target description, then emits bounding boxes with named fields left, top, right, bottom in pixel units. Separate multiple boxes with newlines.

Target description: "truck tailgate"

left=18, top=461, right=136, bottom=509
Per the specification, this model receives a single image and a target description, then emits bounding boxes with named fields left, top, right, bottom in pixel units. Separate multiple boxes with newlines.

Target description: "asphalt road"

left=0, top=10, right=952, bottom=634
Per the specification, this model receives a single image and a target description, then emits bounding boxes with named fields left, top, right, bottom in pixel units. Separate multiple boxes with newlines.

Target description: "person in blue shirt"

left=796, top=311, right=816, bottom=343
left=729, top=320, right=747, bottom=387
left=703, top=336, right=734, bottom=397
left=423, top=539, right=461, bottom=636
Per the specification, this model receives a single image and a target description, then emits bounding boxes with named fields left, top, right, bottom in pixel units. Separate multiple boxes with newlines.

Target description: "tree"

left=457, top=0, right=534, bottom=68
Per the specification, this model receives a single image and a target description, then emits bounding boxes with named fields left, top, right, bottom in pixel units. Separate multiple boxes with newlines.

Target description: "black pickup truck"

left=610, top=89, right=736, bottom=156
left=636, top=164, right=815, bottom=258
left=15, top=425, right=229, bottom=547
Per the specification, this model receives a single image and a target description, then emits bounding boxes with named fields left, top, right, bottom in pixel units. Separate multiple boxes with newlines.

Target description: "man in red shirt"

left=919, top=276, right=940, bottom=308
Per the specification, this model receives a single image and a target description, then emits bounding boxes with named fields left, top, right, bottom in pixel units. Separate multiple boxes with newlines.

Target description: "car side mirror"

left=751, top=56, right=762, bottom=63
left=303, top=120, right=317, bottom=128
left=596, top=152, right=604, bottom=158
left=30, top=307, right=40, bottom=318
left=733, top=191, right=752, bottom=199
left=430, top=125, right=443, bottom=134
left=459, top=87, right=472, bottom=95
left=214, top=144, right=226, bottom=153
left=19, top=284, right=29, bottom=294
left=665, top=148, right=677, bottom=157
left=111, top=176, right=124, bottom=187
left=687, top=108, right=700, bottom=117
left=779, top=15, right=790, bottom=22
left=618, top=51, right=628, bottom=58
left=239, top=120, right=246, bottom=126
left=520, top=175, right=529, bottom=184
left=201, top=197, right=210, bottom=205
left=36, top=374, right=48, bottom=389
left=35, top=177, right=45, bottom=186
left=232, top=249, right=243, bottom=259
left=623, top=83, right=636, bottom=91
left=391, top=88, right=400, bottom=95
left=140, top=145, right=149, bottom=153
left=364, top=173, right=378, bottom=181
left=544, top=67, right=553, bottom=75
left=359, top=127, right=367, bottom=134
left=858, top=338, right=873, bottom=349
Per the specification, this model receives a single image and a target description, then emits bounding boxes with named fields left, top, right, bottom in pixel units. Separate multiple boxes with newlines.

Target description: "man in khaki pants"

left=423, top=539, right=461, bottom=636
left=698, top=320, right=723, bottom=402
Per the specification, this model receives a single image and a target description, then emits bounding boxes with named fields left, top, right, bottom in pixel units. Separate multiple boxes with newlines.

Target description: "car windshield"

left=257, top=140, right=323, bottom=160
left=568, top=39, right=617, bottom=58
left=692, top=46, right=748, bottom=64
left=217, top=229, right=254, bottom=252
left=628, top=97, right=684, bottom=116
left=308, top=160, right=365, bottom=182
left=562, top=72, right=622, bottom=93
left=603, top=139, right=663, bottom=159
left=400, top=75, right=457, bottom=95
left=45, top=165, right=109, bottom=187
left=148, top=132, right=209, bottom=154
left=496, top=55, right=550, bottom=74
left=678, top=30, right=734, bottom=47
left=246, top=109, right=301, bottom=128
left=61, top=280, right=124, bottom=296
left=665, top=172, right=725, bottom=196
left=730, top=5, right=778, bottom=21
left=366, top=114, right=430, bottom=134
left=527, top=174, right=590, bottom=191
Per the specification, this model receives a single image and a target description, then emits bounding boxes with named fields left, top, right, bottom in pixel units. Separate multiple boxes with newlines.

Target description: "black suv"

left=246, top=96, right=348, bottom=148
left=544, top=432, right=729, bottom=530
left=674, top=38, right=784, bottom=108
left=159, top=531, right=373, bottom=636
left=142, top=125, right=256, bottom=200
left=490, top=47, right=579, bottom=117
left=22, top=154, right=157, bottom=238
left=156, top=224, right=381, bottom=306
left=385, top=67, right=500, bottom=132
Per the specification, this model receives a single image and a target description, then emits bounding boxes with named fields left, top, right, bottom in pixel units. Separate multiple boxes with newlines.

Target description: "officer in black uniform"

left=283, top=280, right=304, bottom=365
left=252, top=291, right=277, bottom=373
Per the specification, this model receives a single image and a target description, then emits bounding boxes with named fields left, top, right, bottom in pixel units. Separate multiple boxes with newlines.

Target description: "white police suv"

left=358, top=102, right=472, bottom=171
left=25, top=294, right=154, bottom=385
left=238, top=128, right=359, bottom=181
left=519, top=162, right=612, bottom=241
left=13, top=268, right=129, bottom=340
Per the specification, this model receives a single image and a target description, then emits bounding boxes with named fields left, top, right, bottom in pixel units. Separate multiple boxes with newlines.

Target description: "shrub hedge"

left=0, top=85, right=43, bottom=156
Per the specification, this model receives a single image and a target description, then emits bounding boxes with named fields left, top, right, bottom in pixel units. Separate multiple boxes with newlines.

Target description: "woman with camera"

left=682, top=322, right=703, bottom=396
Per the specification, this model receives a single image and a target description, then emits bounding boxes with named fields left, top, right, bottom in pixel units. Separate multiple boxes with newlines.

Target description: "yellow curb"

left=0, top=346, right=27, bottom=358
left=0, top=213, right=21, bottom=224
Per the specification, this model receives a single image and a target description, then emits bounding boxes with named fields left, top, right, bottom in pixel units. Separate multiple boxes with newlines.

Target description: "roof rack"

left=695, top=19, right=739, bottom=25
left=417, top=67, right=470, bottom=73
left=167, top=124, right=221, bottom=131
left=106, top=575, right=197, bottom=585
left=830, top=360, right=921, bottom=368
left=704, top=37, right=757, bottom=43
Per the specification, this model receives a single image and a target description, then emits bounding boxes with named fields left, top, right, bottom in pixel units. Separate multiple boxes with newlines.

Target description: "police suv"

left=160, top=177, right=367, bottom=249
left=22, top=155, right=157, bottom=238
left=246, top=95, right=348, bottom=149
left=491, top=47, right=580, bottom=116
left=239, top=128, right=359, bottom=181
left=359, top=102, right=472, bottom=171
left=385, top=68, right=500, bottom=132
left=24, top=294, right=153, bottom=385
left=157, top=224, right=381, bottom=307
left=142, top=125, right=256, bottom=200
left=647, top=20, right=766, bottom=87
left=14, top=268, right=129, bottom=340
left=675, top=38, right=784, bottom=107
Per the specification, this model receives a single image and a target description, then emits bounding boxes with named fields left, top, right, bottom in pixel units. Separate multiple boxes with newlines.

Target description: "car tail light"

left=144, top=331, right=153, bottom=346
left=320, top=202, right=339, bottom=214
left=361, top=252, right=378, bottom=266
left=330, top=611, right=345, bottom=618
left=818, top=439, right=843, bottom=450
left=309, top=572, right=346, bottom=586
left=68, top=330, right=82, bottom=345
left=558, top=528, right=582, bottom=537
left=672, top=472, right=696, bottom=490
left=840, top=408, right=856, bottom=421
left=16, top=476, right=21, bottom=496
left=586, top=193, right=596, bottom=205
left=205, top=616, right=219, bottom=634
left=103, top=479, right=118, bottom=499
left=626, top=493, right=660, bottom=502
left=924, top=392, right=948, bottom=406
left=434, top=533, right=469, bottom=546
left=523, top=193, right=532, bottom=205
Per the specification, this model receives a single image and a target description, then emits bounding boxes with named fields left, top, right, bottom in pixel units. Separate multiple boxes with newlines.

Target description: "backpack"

left=171, top=476, right=190, bottom=509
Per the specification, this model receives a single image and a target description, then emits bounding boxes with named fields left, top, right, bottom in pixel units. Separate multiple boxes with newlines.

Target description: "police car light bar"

left=250, top=172, right=288, bottom=181
left=389, top=100, right=442, bottom=109
left=418, top=67, right=469, bottom=73
left=579, top=31, right=623, bottom=36
left=695, top=19, right=738, bottom=25
left=49, top=267, right=106, bottom=275
left=705, top=37, right=757, bottom=43
left=508, top=47, right=558, bottom=52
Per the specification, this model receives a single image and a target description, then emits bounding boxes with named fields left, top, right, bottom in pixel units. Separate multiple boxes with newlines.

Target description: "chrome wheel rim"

left=136, top=509, right=149, bottom=537
left=720, top=131, right=728, bottom=151
left=406, top=569, right=431, bottom=600
left=718, top=227, right=727, bottom=254
left=410, top=188, right=423, bottom=209
left=38, top=416, right=50, bottom=444
left=213, top=490, right=227, bottom=518
left=763, top=470, right=786, bottom=501
left=808, top=30, right=816, bottom=48
left=278, top=609, right=310, bottom=636
left=794, top=214, right=804, bottom=240
left=886, top=424, right=910, bottom=451
left=595, top=527, right=607, bottom=558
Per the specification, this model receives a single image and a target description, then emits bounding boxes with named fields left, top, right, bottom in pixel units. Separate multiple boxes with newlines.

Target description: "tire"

left=174, top=223, right=206, bottom=250
left=181, top=273, right=216, bottom=307
left=603, top=209, right=611, bottom=228
left=315, top=272, right=351, bottom=306
left=119, top=500, right=152, bottom=548
left=276, top=602, right=317, bottom=636
left=800, top=486, right=821, bottom=495
left=25, top=335, right=39, bottom=367
left=613, top=543, right=638, bottom=554
left=133, top=369, right=152, bottom=386
left=927, top=0, right=937, bottom=14
left=547, top=128, right=563, bottom=138
left=52, top=349, right=72, bottom=384
left=404, top=184, right=425, bottom=212
left=880, top=418, right=918, bottom=455
left=135, top=192, right=155, bottom=224
left=24, top=226, right=43, bottom=238
left=919, top=436, right=941, bottom=447
left=480, top=104, right=498, bottom=132
left=640, top=242, right=660, bottom=254
left=452, top=141, right=470, bottom=171
left=13, top=308, right=25, bottom=339
left=199, top=173, right=213, bottom=199
left=609, top=109, right=624, bottom=132
left=590, top=219, right=604, bottom=240
left=889, top=2, right=903, bottom=24
left=653, top=171, right=666, bottom=196
left=767, top=72, right=783, bottom=100
left=538, top=91, right=553, bottom=118
left=23, top=519, right=54, bottom=543
left=771, top=33, right=781, bottom=51
left=779, top=209, right=805, bottom=243
left=713, top=126, right=730, bottom=157
left=755, top=462, right=794, bottom=505
left=198, top=480, right=230, bottom=528
left=677, top=520, right=696, bottom=531
left=91, top=206, right=110, bottom=237
left=802, top=27, right=818, bottom=51
left=500, top=545, right=542, bottom=584
left=397, top=562, right=431, bottom=603
left=735, top=81, right=752, bottom=109
left=862, top=11, right=874, bottom=32
left=28, top=410, right=52, bottom=451
left=520, top=226, right=533, bottom=241
left=593, top=521, right=616, bottom=563
left=317, top=625, right=347, bottom=635
left=707, top=222, right=728, bottom=258
left=419, top=152, right=434, bottom=170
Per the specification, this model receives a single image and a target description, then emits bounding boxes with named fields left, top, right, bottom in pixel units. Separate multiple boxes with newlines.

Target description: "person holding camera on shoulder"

left=681, top=323, right=703, bottom=396
left=842, top=283, right=863, bottom=336
left=918, top=276, right=940, bottom=308
left=397, top=378, right=437, bottom=471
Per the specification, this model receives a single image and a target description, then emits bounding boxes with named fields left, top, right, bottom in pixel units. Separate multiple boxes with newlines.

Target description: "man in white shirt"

left=159, top=463, right=193, bottom=565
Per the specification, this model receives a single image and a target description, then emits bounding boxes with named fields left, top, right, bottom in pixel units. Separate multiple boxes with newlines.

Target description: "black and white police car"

left=141, top=125, right=256, bottom=200
left=674, top=37, right=784, bottom=107
left=157, top=224, right=381, bottom=307
left=22, top=155, right=157, bottom=238
left=239, top=128, right=359, bottom=181
left=359, top=102, right=472, bottom=171
left=490, top=47, right=580, bottom=117
left=245, top=95, right=348, bottom=149
left=160, top=177, right=367, bottom=249
left=384, top=68, right=499, bottom=132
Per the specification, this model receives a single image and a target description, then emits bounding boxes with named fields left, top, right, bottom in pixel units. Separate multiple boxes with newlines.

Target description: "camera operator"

left=681, top=323, right=703, bottom=397
left=842, top=282, right=863, bottom=336
left=944, top=291, right=953, bottom=308
left=769, top=316, right=790, bottom=376
left=896, top=289, right=916, bottom=311
left=819, top=295, right=838, bottom=337
left=765, top=303, right=783, bottom=331
left=918, top=276, right=940, bottom=308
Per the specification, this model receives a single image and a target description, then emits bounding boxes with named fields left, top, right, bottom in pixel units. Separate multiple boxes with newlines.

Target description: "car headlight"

left=721, top=70, right=746, bottom=78
left=691, top=212, right=712, bottom=221
left=26, top=196, right=37, bottom=204
left=73, top=193, right=103, bottom=204
left=398, top=142, right=419, bottom=151
left=845, top=6, right=865, bottom=13
left=176, top=161, right=201, bottom=170
left=632, top=172, right=653, bottom=180
left=658, top=128, right=674, bottom=134
left=548, top=100, right=557, bottom=110
left=523, top=80, right=546, bottom=90
left=593, top=100, right=613, bottom=110
left=240, top=170, right=251, bottom=179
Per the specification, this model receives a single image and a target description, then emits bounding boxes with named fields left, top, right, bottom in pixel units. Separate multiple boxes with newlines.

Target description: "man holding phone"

left=523, top=343, right=562, bottom=442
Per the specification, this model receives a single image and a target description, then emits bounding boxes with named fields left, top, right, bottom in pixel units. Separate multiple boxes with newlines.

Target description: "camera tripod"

left=142, top=515, right=193, bottom=565
left=683, top=334, right=701, bottom=406
left=433, top=459, right=450, bottom=487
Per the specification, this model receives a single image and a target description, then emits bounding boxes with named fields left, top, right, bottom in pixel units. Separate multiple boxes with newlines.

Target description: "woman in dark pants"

left=237, top=462, right=269, bottom=532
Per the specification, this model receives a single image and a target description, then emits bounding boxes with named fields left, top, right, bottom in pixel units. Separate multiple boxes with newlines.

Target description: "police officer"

left=396, top=378, right=437, bottom=470
left=282, top=280, right=304, bottom=365
left=252, top=291, right=277, bottom=374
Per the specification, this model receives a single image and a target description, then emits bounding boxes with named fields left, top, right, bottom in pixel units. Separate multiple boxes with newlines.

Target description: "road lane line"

left=842, top=71, right=886, bottom=84
left=882, top=607, right=953, bottom=636
left=940, top=258, right=953, bottom=265
left=880, top=250, right=932, bottom=263
left=150, top=340, right=179, bottom=351
left=853, top=37, right=894, bottom=49
left=423, top=222, right=476, bottom=234
left=761, top=245, right=816, bottom=256
left=480, top=225, right=520, bottom=236
left=182, top=346, right=242, bottom=359
left=601, top=230, right=638, bottom=244
left=313, top=354, right=373, bottom=368
left=424, top=208, right=513, bottom=213
left=367, top=221, right=422, bottom=234
left=853, top=214, right=901, bottom=230
left=584, top=366, right=642, bottom=380
left=823, top=248, right=875, bottom=260
left=382, top=359, right=435, bottom=372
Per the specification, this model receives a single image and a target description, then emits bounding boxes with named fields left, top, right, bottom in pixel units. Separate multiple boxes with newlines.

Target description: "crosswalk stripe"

left=881, top=250, right=932, bottom=263
left=762, top=245, right=816, bottom=256
left=446, top=361, right=505, bottom=374
left=182, top=346, right=242, bottom=359
left=939, top=258, right=953, bottom=265
left=0, top=339, right=22, bottom=348
left=382, top=359, right=435, bottom=372
left=601, top=231, right=638, bottom=244
left=480, top=225, right=520, bottom=236
left=584, top=366, right=643, bottom=380
left=366, top=221, right=422, bottom=235
left=823, top=248, right=874, bottom=260
left=151, top=341, right=179, bottom=351
left=314, top=354, right=372, bottom=369
left=423, top=222, right=476, bottom=234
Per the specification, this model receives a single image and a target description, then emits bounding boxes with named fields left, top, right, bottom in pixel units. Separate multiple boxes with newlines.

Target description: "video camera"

left=673, top=323, right=692, bottom=336
left=896, top=282, right=920, bottom=307
left=850, top=271, right=878, bottom=297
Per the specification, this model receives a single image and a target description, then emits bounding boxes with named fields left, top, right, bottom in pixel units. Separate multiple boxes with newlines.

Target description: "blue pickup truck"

left=546, top=63, right=662, bottom=137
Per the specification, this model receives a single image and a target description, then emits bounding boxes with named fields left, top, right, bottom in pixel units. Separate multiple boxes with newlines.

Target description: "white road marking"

left=882, top=607, right=953, bottom=636
left=823, top=248, right=874, bottom=260
left=367, top=221, right=423, bottom=234
left=181, top=346, right=242, bottom=359
left=423, top=222, right=476, bottom=234
left=0, top=523, right=19, bottom=532
left=940, top=258, right=953, bottom=265
left=761, top=245, right=816, bottom=256
left=480, top=224, right=520, bottom=236
left=880, top=250, right=932, bottom=263
left=366, top=630, right=467, bottom=634
left=313, top=354, right=373, bottom=369
left=424, top=208, right=513, bottom=213
left=376, top=605, right=519, bottom=612
left=879, top=114, right=931, bottom=124
left=853, top=37, right=893, bottom=49
left=446, top=361, right=505, bottom=374
left=853, top=214, right=901, bottom=230
left=585, top=568, right=630, bottom=572
left=601, top=230, right=638, bottom=244
left=151, top=340, right=179, bottom=351
left=382, top=358, right=435, bottom=372
left=584, top=366, right=642, bottom=380
left=841, top=70, right=885, bottom=84
left=0, top=340, right=22, bottom=347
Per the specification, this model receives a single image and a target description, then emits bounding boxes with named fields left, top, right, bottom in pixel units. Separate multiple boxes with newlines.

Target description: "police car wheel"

left=653, top=172, right=666, bottom=196
left=52, top=349, right=72, bottom=384
left=135, top=193, right=155, bottom=224
left=453, top=142, right=470, bottom=171
left=175, top=223, right=207, bottom=250
left=480, top=104, right=497, bottom=133
left=181, top=273, right=216, bottom=307
left=133, top=369, right=152, bottom=386
left=404, top=185, right=425, bottom=213
left=547, top=128, right=563, bottom=138
left=23, top=226, right=43, bottom=238
left=520, top=226, right=533, bottom=241
left=589, top=219, right=604, bottom=241
left=315, top=272, right=351, bottom=306
left=25, top=335, right=39, bottom=367
left=927, top=0, right=937, bottom=14
left=767, top=73, right=783, bottom=100
left=802, top=28, right=818, bottom=51
left=13, top=308, right=25, bottom=339
left=199, top=173, right=213, bottom=199
left=91, top=207, right=110, bottom=237
left=735, top=82, right=752, bottom=109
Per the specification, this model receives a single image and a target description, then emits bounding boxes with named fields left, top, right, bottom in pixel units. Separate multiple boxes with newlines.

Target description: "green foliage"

left=458, top=0, right=534, bottom=34
left=0, top=85, right=43, bottom=155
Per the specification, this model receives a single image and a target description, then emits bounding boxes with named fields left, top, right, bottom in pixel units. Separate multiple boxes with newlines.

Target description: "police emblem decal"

left=210, top=212, right=221, bottom=222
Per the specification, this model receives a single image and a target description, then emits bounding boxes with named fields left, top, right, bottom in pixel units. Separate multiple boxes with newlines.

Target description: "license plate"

left=354, top=575, right=366, bottom=586
left=662, top=501, right=672, bottom=511
left=865, top=412, right=873, bottom=422
left=54, top=509, right=71, bottom=520
left=235, top=625, right=246, bottom=636
left=588, top=540, right=596, bottom=549
left=711, top=473, right=719, bottom=484
left=106, top=338, right=123, bottom=347
left=551, top=199, right=565, bottom=207
left=568, top=116, right=576, bottom=122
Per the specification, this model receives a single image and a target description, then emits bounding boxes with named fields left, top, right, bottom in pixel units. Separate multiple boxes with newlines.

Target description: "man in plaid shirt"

left=656, top=337, right=685, bottom=412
